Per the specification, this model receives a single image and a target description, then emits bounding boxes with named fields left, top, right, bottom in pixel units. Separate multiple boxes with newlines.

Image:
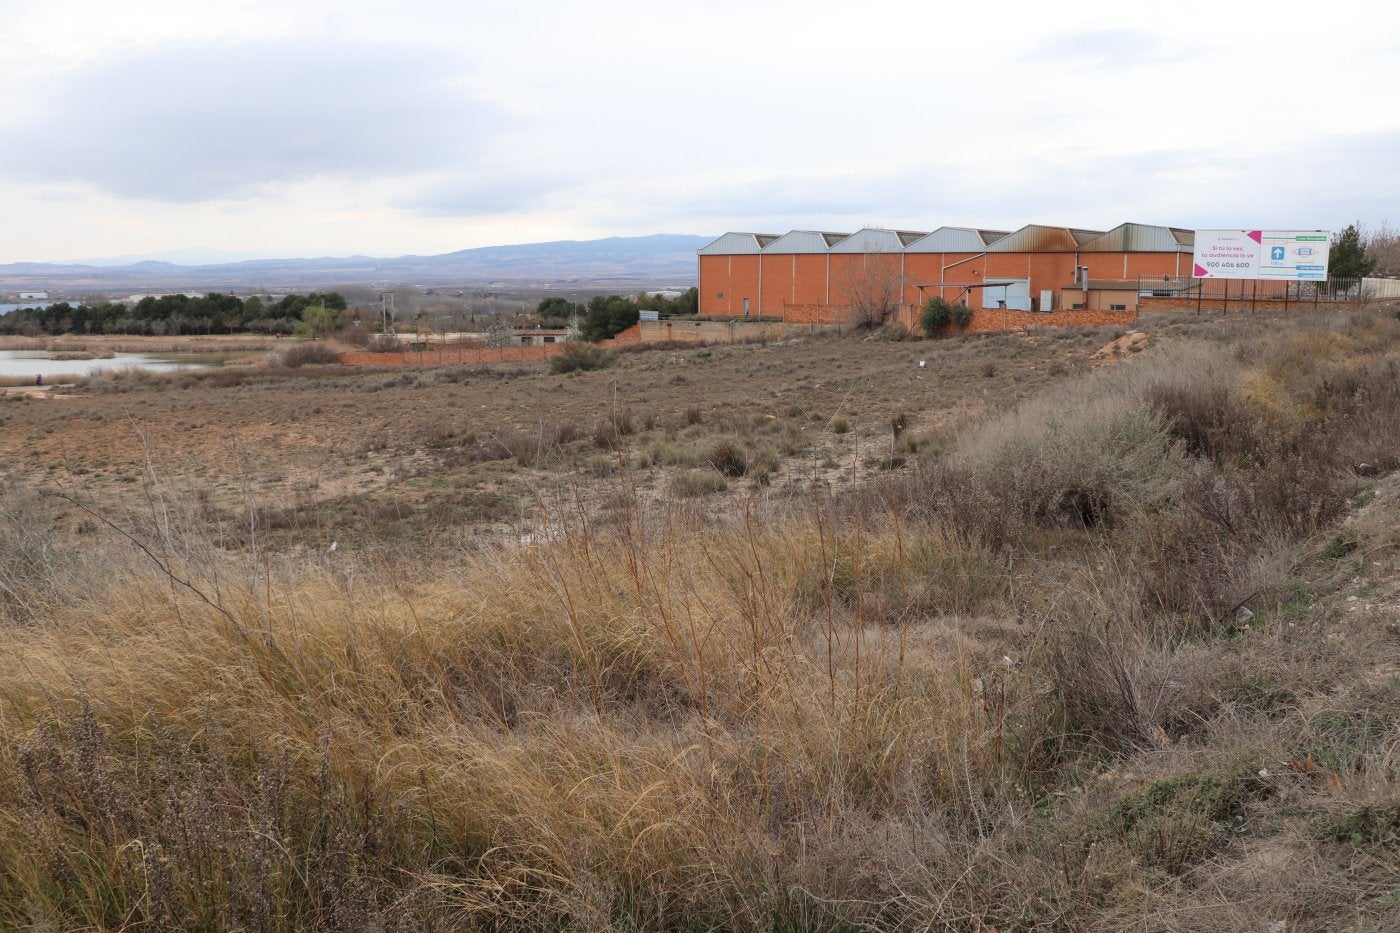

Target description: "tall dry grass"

left=1, top=307, right=1398, bottom=929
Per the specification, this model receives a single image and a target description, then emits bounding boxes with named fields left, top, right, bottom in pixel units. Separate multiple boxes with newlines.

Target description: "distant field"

left=1, top=307, right=1398, bottom=930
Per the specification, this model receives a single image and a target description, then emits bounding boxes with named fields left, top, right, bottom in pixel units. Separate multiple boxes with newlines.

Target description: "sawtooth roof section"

left=761, top=230, right=854, bottom=254
left=697, top=232, right=782, bottom=255
left=904, top=227, right=1012, bottom=252
left=986, top=224, right=1107, bottom=252
left=1080, top=223, right=1196, bottom=253
left=828, top=228, right=930, bottom=253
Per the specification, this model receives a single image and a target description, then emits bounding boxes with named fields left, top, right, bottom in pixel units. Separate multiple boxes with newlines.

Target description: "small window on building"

left=1109, top=304, right=1127, bottom=311
left=716, top=291, right=724, bottom=298
left=543, top=335, right=556, bottom=343
left=520, top=335, right=533, bottom=344
left=1072, top=303, right=1086, bottom=311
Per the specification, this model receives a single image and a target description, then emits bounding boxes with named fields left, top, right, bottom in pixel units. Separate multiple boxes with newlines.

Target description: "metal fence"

left=1135, top=275, right=1389, bottom=311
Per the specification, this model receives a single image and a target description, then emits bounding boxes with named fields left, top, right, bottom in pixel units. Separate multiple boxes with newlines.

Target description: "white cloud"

left=1, top=40, right=500, bottom=201
left=0, top=0, right=1398, bottom=262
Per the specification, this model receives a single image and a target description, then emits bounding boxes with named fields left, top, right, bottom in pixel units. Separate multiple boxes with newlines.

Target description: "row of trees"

left=0, top=292, right=349, bottom=337
left=534, top=288, right=699, bottom=342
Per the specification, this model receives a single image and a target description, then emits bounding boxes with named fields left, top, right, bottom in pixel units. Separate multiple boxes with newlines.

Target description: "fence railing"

left=1135, top=275, right=1392, bottom=310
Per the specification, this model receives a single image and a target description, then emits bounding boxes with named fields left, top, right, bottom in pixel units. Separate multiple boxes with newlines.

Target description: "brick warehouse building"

left=697, top=222, right=1195, bottom=322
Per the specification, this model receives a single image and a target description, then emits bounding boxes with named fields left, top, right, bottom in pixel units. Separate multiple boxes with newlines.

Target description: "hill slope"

left=0, top=233, right=711, bottom=290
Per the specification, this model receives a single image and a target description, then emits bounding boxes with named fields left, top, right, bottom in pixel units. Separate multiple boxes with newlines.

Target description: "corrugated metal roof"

left=697, top=232, right=782, bottom=255
left=1080, top=223, right=1196, bottom=253
left=905, top=227, right=1011, bottom=252
left=985, top=224, right=1108, bottom=252
left=829, top=228, right=929, bottom=253
left=761, top=230, right=853, bottom=254
left=703, top=223, right=1194, bottom=256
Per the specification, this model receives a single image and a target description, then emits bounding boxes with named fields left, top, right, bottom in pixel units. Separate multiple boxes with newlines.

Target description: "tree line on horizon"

left=0, top=292, right=350, bottom=337
left=0, top=287, right=702, bottom=340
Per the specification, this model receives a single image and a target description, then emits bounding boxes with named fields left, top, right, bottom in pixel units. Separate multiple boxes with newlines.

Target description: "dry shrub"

left=1132, top=481, right=1263, bottom=628
left=670, top=469, right=727, bottom=497
left=707, top=439, right=748, bottom=477
left=1146, top=372, right=1262, bottom=466
left=336, top=322, right=371, bottom=347
left=278, top=341, right=340, bottom=368
left=1036, top=560, right=1186, bottom=753
left=954, top=384, right=1182, bottom=530
left=591, top=407, right=635, bottom=450
left=799, top=521, right=1007, bottom=622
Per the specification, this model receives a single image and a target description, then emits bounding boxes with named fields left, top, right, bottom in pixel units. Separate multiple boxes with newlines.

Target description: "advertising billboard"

left=1193, top=230, right=1330, bottom=280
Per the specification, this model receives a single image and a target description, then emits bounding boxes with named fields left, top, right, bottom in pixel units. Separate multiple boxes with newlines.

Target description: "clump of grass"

left=830, top=415, right=851, bottom=435
left=670, top=469, right=728, bottom=496
left=1083, top=765, right=1276, bottom=874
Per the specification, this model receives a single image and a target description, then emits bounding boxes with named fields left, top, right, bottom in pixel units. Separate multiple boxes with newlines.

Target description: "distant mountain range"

left=0, top=234, right=711, bottom=293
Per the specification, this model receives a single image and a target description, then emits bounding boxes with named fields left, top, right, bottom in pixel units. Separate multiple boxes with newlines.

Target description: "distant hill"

left=0, top=234, right=712, bottom=292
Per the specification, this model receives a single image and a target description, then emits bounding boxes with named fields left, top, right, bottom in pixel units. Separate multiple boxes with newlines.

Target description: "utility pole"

left=380, top=292, right=396, bottom=334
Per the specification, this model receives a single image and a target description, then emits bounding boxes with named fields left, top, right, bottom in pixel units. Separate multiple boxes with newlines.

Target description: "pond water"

left=0, top=350, right=227, bottom=379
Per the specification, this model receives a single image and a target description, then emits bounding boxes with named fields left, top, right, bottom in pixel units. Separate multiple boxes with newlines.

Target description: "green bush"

left=549, top=341, right=613, bottom=374
left=920, top=297, right=952, bottom=335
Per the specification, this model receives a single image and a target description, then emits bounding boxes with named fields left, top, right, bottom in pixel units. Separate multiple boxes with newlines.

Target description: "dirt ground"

left=0, top=313, right=1266, bottom=552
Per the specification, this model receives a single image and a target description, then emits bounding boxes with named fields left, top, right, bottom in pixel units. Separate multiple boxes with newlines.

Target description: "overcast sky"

left=3, top=0, right=1398, bottom=263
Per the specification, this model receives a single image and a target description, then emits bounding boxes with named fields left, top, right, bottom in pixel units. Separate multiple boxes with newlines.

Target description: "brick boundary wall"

left=962, top=307, right=1136, bottom=332
left=597, top=326, right=643, bottom=347
left=782, top=303, right=1136, bottom=333
left=339, top=344, right=563, bottom=367
left=889, top=304, right=1135, bottom=334
left=779, top=304, right=857, bottom=325
left=1138, top=297, right=1389, bottom=314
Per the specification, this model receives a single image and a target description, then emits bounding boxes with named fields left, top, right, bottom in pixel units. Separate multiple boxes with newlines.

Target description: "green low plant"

left=921, top=297, right=952, bottom=335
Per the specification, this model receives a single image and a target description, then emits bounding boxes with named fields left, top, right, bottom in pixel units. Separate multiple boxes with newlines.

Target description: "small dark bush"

left=708, top=440, right=748, bottom=477
left=550, top=341, right=613, bottom=374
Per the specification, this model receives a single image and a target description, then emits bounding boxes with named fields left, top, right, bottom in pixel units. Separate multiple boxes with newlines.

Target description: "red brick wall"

left=339, top=344, right=562, bottom=366
left=902, top=253, right=943, bottom=306
left=598, top=325, right=643, bottom=346
left=893, top=303, right=1134, bottom=334
left=760, top=253, right=794, bottom=317
left=1080, top=252, right=1189, bottom=282
left=699, top=254, right=760, bottom=316
left=964, top=307, right=1135, bottom=332
left=781, top=303, right=857, bottom=325
left=1138, top=296, right=1368, bottom=313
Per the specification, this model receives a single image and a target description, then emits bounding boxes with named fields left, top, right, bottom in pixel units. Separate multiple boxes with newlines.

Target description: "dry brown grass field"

left=1, top=308, right=1398, bottom=931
